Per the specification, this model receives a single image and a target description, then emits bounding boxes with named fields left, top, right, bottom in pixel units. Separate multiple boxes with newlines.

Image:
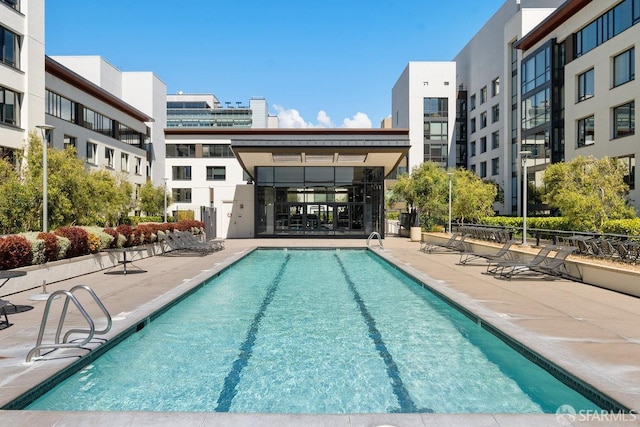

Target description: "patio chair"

left=616, top=241, right=640, bottom=264
left=497, top=246, right=577, bottom=281
left=421, top=233, right=470, bottom=254
left=176, top=231, right=222, bottom=252
left=420, top=233, right=460, bottom=252
left=161, top=233, right=211, bottom=255
left=486, top=244, right=556, bottom=276
left=458, top=239, right=516, bottom=266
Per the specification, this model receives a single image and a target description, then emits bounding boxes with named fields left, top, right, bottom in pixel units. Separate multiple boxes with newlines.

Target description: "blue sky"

left=45, top=0, right=504, bottom=128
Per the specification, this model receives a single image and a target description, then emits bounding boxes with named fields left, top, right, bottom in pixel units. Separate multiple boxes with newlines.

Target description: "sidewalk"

left=0, top=237, right=639, bottom=426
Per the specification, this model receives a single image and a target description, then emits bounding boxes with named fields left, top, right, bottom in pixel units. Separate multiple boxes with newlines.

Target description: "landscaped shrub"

left=37, top=232, right=60, bottom=262
left=602, top=218, right=640, bottom=237
left=81, top=227, right=114, bottom=250
left=86, top=232, right=102, bottom=253
left=54, top=226, right=90, bottom=258
left=174, top=220, right=205, bottom=234
left=103, top=228, right=121, bottom=248
left=134, top=223, right=157, bottom=244
left=0, top=235, right=33, bottom=270
left=115, top=224, right=134, bottom=247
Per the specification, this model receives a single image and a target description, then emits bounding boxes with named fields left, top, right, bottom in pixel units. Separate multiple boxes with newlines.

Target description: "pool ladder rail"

left=366, top=232, right=384, bottom=250
left=26, top=285, right=112, bottom=363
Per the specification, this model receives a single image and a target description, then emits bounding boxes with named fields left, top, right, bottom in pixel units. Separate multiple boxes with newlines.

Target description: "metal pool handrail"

left=26, top=285, right=112, bottom=363
left=366, top=232, right=384, bottom=249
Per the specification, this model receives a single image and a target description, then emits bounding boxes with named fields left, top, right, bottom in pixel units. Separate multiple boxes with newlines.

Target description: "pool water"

left=27, top=249, right=600, bottom=413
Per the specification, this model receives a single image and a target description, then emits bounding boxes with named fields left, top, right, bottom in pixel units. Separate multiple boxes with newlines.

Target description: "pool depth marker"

left=215, top=254, right=291, bottom=412
left=335, top=254, right=432, bottom=413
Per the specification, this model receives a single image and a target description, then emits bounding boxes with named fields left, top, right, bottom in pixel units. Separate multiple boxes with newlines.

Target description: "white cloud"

left=342, top=112, right=372, bottom=128
left=273, top=105, right=372, bottom=129
left=273, top=104, right=310, bottom=128
left=316, top=110, right=334, bottom=127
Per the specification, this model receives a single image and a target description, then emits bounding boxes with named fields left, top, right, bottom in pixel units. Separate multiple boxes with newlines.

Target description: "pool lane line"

left=215, top=254, right=291, bottom=412
left=334, top=254, right=432, bottom=414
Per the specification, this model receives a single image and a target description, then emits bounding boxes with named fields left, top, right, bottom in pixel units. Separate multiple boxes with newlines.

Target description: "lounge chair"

left=486, top=244, right=556, bottom=277
left=421, top=233, right=470, bottom=254
left=531, top=246, right=579, bottom=279
left=420, top=233, right=460, bottom=252
left=175, top=231, right=224, bottom=252
left=458, top=239, right=516, bottom=266
left=161, top=233, right=211, bottom=255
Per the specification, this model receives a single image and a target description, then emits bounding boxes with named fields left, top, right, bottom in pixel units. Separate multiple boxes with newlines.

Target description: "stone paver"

left=0, top=236, right=639, bottom=426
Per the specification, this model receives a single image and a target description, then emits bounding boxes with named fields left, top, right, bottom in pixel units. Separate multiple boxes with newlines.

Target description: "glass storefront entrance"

left=255, top=166, right=384, bottom=237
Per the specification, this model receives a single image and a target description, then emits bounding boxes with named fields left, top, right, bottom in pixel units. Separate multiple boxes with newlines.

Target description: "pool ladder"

left=26, top=285, right=112, bottom=363
left=366, top=232, right=384, bottom=249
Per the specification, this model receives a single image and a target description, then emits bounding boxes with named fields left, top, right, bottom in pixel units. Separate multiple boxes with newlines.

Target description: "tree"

left=541, top=156, right=636, bottom=231
left=0, top=158, right=33, bottom=234
left=138, top=180, right=170, bottom=216
left=451, top=169, right=498, bottom=224
left=389, top=162, right=448, bottom=229
left=85, top=170, right=134, bottom=226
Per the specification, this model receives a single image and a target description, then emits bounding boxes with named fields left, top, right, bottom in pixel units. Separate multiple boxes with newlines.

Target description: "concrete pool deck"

left=0, top=237, right=639, bottom=426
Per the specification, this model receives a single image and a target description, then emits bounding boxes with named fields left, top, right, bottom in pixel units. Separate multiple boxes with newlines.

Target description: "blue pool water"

left=27, top=249, right=601, bottom=413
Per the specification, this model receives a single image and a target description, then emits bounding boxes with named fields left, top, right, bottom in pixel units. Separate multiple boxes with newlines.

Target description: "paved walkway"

left=0, top=237, right=639, bottom=426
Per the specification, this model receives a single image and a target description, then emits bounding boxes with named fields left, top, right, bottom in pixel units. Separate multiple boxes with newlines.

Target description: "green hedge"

left=479, top=216, right=640, bottom=236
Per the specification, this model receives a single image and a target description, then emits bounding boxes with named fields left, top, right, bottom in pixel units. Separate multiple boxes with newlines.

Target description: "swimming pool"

left=26, top=248, right=601, bottom=413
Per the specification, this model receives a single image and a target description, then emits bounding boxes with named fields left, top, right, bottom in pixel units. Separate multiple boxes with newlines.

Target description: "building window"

left=86, top=142, right=97, bottom=164
left=470, top=94, right=476, bottom=111
left=83, top=108, right=114, bottom=137
left=0, top=86, right=19, bottom=126
left=491, top=131, right=500, bottom=149
left=480, top=136, right=487, bottom=153
left=135, top=157, right=142, bottom=175
left=480, top=86, right=488, bottom=104
left=480, top=161, right=487, bottom=178
left=172, top=166, right=192, bottom=180
left=423, top=98, right=448, bottom=117
left=613, top=101, right=635, bottom=138
left=577, top=115, right=595, bottom=147
left=166, top=144, right=196, bottom=157
left=470, top=117, right=476, bottom=134
left=522, top=88, right=551, bottom=130
left=424, top=121, right=448, bottom=140
left=0, top=25, right=19, bottom=68
left=575, top=0, right=640, bottom=57
left=492, top=78, right=500, bottom=96
left=617, top=155, right=636, bottom=190
left=119, top=123, right=143, bottom=146
left=577, top=68, right=595, bottom=102
left=522, top=46, right=551, bottom=94
left=63, top=135, right=76, bottom=150
left=491, top=104, right=500, bottom=123
left=480, top=111, right=487, bottom=129
left=470, top=141, right=476, bottom=157
left=121, top=153, right=129, bottom=172
left=202, top=144, right=235, bottom=158
left=492, top=158, right=499, bottom=176
left=105, top=147, right=114, bottom=168
left=45, top=90, right=76, bottom=123
left=206, top=166, right=226, bottom=181
left=1, top=0, right=19, bottom=11
left=172, top=188, right=192, bottom=203
left=613, top=48, right=635, bottom=87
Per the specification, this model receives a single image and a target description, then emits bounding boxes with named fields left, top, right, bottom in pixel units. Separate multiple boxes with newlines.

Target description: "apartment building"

left=0, top=0, right=45, bottom=161
left=49, top=56, right=167, bottom=186
left=516, top=0, right=639, bottom=210
left=455, top=0, right=564, bottom=215
left=44, top=56, right=157, bottom=193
